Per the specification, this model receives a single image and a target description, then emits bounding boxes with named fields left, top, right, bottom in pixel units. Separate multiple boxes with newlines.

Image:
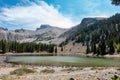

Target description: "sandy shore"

left=0, top=65, right=120, bottom=80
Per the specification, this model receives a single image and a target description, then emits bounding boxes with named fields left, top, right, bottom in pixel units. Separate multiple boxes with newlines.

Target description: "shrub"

left=117, top=68, right=120, bottom=70
left=0, top=75, right=13, bottom=80
left=69, top=78, right=74, bottom=80
left=111, top=75, right=120, bottom=80
left=41, top=69, right=55, bottom=73
left=10, top=67, right=35, bottom=76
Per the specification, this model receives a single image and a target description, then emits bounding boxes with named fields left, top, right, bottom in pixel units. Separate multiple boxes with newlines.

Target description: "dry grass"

left=0, top=75, right=13, bottom=80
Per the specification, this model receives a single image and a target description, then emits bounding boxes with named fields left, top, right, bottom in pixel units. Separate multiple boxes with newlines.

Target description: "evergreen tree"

left=99, top=40, right=106, bottom=55
left=55, top=47, right=57, bottom=53
left=96, top=46, right=101, bottom=56
left=1, top=40, right=7, bottom=53
left=111, top=0, right=120, bottom=5
left=0, top=40, right=55, bottom=54
left=48, top=45, right=54, bottom=53
left=61, top=47, right=63, bottom=52
left=86, top=44, right=90, bottom=54
left=91, top=42, right=96, bottom=54
left=0, top=41, right=2, bottom=51
left=108, top=40, right=115, bottom=54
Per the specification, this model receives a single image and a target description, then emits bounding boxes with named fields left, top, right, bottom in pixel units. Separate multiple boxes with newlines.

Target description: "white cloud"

left=0, top=1, right=76, bottom=29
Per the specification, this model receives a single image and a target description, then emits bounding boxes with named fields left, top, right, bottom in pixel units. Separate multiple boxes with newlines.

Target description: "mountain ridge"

left=0, top=24, right=67, bottom=44
left=60, top=17, right=106, bottom=38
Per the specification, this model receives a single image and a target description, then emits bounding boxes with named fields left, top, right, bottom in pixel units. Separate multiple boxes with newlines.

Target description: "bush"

left=117, top=68, right=120, bottom=70
left=111, top=75, right=120, bottom=80
left=69, top=78, right=74, bottom=80
left=0, top=75, right=13, bottom=80
left=10, top=67, right=35, bottom=76
left=41, top=69, right=55, bottom=73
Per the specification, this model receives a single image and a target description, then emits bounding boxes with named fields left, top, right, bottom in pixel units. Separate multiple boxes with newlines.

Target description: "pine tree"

left=108, top=40, right=115, bottom=55
left=86, top=44, right=90, bottom=54
left=111, top=0, right=120, bottom=5
left=0, top=41, right=2, bottom=51
left=55, top=47, right=57, bottom=53
left=1, top=40, right=7, bottom=53
left=100, top=40, right=106, bottom=55
left=91, top=42, right=96, bottom=54
left=61, top=47, right=63, bottom=52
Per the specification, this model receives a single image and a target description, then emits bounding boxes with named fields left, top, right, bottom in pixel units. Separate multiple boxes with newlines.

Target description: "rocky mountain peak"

left=36, top=24, right=52, bottom=30
left=15, top=28, right=25, bottom=32
left=80, top=17, right=106, bottom=26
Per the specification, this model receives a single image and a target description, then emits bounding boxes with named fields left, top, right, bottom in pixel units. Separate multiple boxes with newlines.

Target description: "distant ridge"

left=0, top=24, right=67, bottom=44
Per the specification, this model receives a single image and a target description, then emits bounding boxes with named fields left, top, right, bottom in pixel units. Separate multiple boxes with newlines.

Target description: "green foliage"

left=0, top=75, right=13, bottom=80
left=69, top=78, right=74, bottom=80
left=0, top=40, right=55, bottom=54
left=91, top=43, right=96, bottom=54
left=55, top=47, right=57, bottom=53
left=117, top=67, right=120, bottom=70
left=111, top=75, right=120, bottom=80
left=61, top=47, right=63, bottom=51
left=111, top=0, right=120, bottom=5
left=41, top=69, right=55, bottom=73
left=10, top=67, right=35, bottom=76
left=86, top=44, right=90, bottom=54
left=115, top=43, right=120, bottom=53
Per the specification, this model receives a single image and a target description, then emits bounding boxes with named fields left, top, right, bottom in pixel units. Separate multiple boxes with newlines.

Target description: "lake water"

left=6, top=56, right=120, bottom=67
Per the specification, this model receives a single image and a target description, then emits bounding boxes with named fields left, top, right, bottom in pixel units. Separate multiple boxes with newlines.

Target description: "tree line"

left=111, top=0, right=120, bottom=5
left=0, top=40, right=55, bottom=54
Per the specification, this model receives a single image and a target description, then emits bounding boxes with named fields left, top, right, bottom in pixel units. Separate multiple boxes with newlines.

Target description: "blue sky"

left=0, top=0, right=120, bottom=30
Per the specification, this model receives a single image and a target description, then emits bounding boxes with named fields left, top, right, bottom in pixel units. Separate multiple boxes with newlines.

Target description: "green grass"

left=10, top=67, right=36, bottom=76
left=41, top=69, right=55, bottom=73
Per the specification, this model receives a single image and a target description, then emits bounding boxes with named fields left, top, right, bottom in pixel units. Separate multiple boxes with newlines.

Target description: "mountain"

left=0, top=27, right=8, bottom=31
left=0, top=25, right=67, bottom=44
left=60, top=17, right=106, bottom=38
left=60, top=13, right=120, bottom=55
left=36, top=24, right=52, bottom=30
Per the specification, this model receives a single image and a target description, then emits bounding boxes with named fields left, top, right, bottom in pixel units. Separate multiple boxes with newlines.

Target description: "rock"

left=69, top=78, right=74, bottom=80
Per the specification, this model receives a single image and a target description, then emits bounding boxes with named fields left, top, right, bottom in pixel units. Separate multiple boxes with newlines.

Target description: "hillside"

left=60, top=13, right=120, bottom=55
left=60, top=17, right=106, bottom=38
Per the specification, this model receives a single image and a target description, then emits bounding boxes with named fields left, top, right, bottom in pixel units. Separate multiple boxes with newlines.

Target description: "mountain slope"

left=0, top=25, right=67, bottom=44
left=60, top=13, right=120, bottom=55
left=60, top=17, right=106, bottom=38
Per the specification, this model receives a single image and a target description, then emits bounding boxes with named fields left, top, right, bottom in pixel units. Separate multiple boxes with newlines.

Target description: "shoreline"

left=1, top=52, right=120, bottom=59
